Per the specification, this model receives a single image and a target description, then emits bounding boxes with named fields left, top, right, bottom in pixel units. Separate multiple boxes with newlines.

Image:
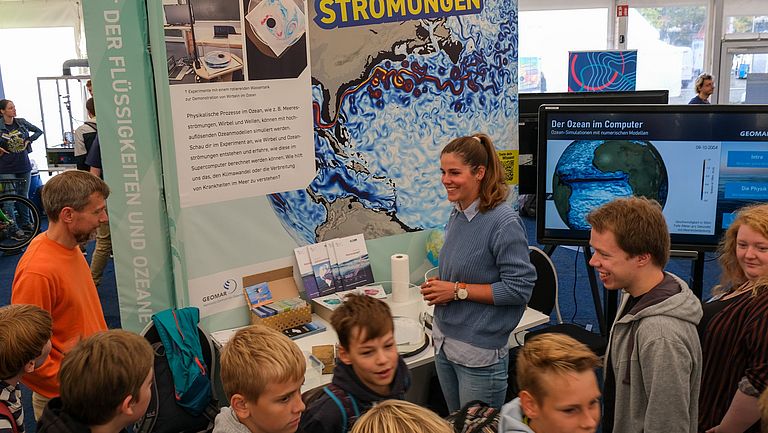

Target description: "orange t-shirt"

left=11, top=233, right=107, bottom=398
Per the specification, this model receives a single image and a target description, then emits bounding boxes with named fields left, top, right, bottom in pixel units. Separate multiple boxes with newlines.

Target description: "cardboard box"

left=244, top=267, right=311, bottom=330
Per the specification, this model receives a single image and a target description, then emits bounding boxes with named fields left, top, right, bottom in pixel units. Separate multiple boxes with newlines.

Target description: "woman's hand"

left=0, top=147, right=8, bottom=155
left=420, top=278, right=454, bottom=305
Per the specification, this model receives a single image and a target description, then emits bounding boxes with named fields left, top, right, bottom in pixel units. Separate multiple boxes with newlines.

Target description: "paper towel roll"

left=391, top=254, right=410, bottom=303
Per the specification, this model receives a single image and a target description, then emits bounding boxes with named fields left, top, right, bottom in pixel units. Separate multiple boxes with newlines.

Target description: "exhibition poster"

left=88, top=0, right=522, bottom=328
left=568, top=50, right=638, bottom=92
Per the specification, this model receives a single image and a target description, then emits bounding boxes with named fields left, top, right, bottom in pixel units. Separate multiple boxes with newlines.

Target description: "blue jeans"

left=434, top=348, right=509, bottom=412
left=0, top=171, right=31, bottom=227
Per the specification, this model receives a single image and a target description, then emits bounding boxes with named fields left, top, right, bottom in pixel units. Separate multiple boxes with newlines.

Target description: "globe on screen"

left=553, top=139, right=668, bottom=230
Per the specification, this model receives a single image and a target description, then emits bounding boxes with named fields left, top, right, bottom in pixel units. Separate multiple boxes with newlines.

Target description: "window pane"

left=0, top=27, right=77, bottom=171
left=725, top=15, right=768, bottom=34
left=629, top=6, right=707, bottom=104
left=519, top=9, right=608, bottom=93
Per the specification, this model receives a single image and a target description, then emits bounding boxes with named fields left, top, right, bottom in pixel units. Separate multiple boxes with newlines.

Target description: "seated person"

left=299, top=294, right=411, bottom=433
left=0, top=304, right=52, bottom=433
left=37, top=330, right=154, bottom=433
left=349, top=400, right=452, bottom=433
left=214, top=325, right=306, bottom=433
left=499, top=333, right=601, bottom=433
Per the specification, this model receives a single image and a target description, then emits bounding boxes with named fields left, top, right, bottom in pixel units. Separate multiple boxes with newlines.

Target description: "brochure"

left=294, top=246, right=320, bottom=299
left=308, top=243, right=337, bottom=296
left=332, top=234, right=374, bottom=290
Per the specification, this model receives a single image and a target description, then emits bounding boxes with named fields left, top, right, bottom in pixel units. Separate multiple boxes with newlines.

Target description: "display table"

left=211, top=306, right=550, bottom=393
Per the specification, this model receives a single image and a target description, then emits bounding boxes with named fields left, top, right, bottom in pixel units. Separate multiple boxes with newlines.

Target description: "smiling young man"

left=499, top=333, right=601, bottom=433
left=11, top=170, right=110, bottom=419
left=299, top=294, right=410, bottom=433
left=587, top=196, right=702, bottom=433
left=216, top=325, right=306, bottom=433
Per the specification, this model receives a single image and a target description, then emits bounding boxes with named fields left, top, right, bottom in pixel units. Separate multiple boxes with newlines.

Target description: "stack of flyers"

left=356, top=284, right=387, bottom=299
left=296, top=234, right=374, bottom=299
left=244, top=282, right=273, bottom=310
left=315, top=293, right=343, bottom=310
left=282, top=321, right=327, bottom=340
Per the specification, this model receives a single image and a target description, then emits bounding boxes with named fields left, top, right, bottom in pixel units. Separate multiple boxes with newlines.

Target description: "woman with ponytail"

left=420, top=133, right=536, bottom=411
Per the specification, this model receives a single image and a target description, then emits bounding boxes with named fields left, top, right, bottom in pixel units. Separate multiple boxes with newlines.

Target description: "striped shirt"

left=0, top=381, right=23, bottom=433
left=698, top=289, right=768, bottom=433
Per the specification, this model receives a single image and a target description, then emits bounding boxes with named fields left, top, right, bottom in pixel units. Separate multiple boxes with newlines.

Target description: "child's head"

left=59, top=330, right=154, bottom=427
left=349, top=399, right=452, bottom=433
left=517, top=334, right=601, bottom=433
left=220, top=325, right=306, bottom=433
left=0, top=304, right=52, bottom=381
left=331, top=294, right=399, bottom=395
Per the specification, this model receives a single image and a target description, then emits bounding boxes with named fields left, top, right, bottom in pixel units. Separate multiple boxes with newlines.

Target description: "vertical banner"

left=142, top=0, right=519, bottom=329
left=82, top=0, right=176, bottom=331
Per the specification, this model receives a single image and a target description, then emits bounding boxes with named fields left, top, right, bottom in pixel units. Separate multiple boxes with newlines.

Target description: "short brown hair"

left=42, top=170, right=110, bottom=222
left=716, top=203, right=768, bottom=295
left=331, top=294, right=393, bottom=350
left=0, top=304, right=52, bottom=380
left=441, top=133, right=508, bottom=212
left=586, top=196, right=670, bottom=267
left=60, top=330, right=153, bottom=426
left=220, top=325, right=305, bottom=402
left=350, top=400, right=452, bottom=433
left=516, top=333, right=599, bottom=400
left=85, top=98, right=95, bottom=117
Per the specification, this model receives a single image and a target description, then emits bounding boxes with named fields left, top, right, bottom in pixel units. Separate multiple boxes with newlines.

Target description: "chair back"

left=526, top=246, right=562, bottom=323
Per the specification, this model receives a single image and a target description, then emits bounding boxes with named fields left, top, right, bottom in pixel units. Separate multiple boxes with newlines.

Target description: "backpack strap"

left=0, top=401, right=19, bottom=433
left=322, top=384, right=360, bottom=433
left=84, top=121, right=97, bottom=131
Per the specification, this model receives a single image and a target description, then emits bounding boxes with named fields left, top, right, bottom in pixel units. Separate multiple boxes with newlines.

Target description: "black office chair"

left=524, top=246, right=607, bottom=357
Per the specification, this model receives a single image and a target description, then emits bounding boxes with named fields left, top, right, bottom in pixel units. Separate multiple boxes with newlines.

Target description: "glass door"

left=716, top=37, right=768, bottom=104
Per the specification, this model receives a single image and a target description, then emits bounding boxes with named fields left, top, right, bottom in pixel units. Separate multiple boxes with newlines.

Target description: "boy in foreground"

left=299, top=294, right=411, bottom=433
left=37, top=330, right=154, bottom=433
left=499, top=333, right=601, bottom=433
left=0, top=304, right=52, bottom=433
left=214, top=325, right=306, bottom=433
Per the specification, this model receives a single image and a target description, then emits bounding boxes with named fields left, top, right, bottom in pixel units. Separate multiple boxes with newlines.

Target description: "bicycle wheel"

left=0, top=195, right=41, bottom=252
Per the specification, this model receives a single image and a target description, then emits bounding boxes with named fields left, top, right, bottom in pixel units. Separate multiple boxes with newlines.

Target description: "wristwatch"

left=454, top=282, right=468, bottom=300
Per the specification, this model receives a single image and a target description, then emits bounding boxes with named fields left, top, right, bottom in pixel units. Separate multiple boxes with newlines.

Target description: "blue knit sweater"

left=436, top=203, right=536, bottom=349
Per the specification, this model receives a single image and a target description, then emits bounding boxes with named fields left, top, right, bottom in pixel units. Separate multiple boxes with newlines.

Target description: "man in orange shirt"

left=11, top=170, right=110, bottom=420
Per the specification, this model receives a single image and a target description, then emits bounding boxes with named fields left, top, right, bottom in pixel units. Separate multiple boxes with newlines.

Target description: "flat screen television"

left=536, top=104, right=768, bottom=250
left=517, top=90, right=668, bottom=194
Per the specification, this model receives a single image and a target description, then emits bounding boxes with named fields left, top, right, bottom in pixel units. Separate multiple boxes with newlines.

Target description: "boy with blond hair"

left=36, top=330, right=154, bottom=433
left=299, top=294, right=411, bottom=433
left=500, top=333, right=601, bottom=433
left=349, top=400, right=452, bottom=433
left=214, top=325, right=306, bottom=433
left=0, top=305, right=53, bottom=433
